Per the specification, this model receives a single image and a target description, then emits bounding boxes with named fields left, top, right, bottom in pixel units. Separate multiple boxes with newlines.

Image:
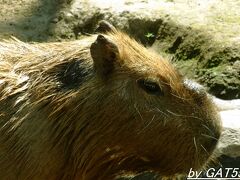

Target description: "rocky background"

left=0, top=0, right=239, bottom=179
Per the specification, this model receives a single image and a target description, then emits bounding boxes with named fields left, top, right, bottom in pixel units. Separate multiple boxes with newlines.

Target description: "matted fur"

left=0, top=28, right=221, bottom=180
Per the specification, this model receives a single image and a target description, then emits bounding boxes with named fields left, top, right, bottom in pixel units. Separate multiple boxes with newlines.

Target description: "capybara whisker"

left=201, top=134, right=218, bottom=141
left=154, top=107, right=169, bottom=117
left=201, top=124, right=217, bottom=135
left=138, top=115, right=155, bottom=134
left=193, top=137, right=198, bottom=154
left=200, top=144, right=210, bottom=156
left=134, top=104, right=144, bottom=122
left=166, top=109, right=205, bottom=122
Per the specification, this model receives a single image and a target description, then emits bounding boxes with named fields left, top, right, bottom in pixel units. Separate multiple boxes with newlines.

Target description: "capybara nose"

left=193, top=90, right=207, bottom=106
left=183, top=79, right=205, bottom=93
left=183, top=79, right=209, bottom=106
left=184, top=79, right=222, bottom=150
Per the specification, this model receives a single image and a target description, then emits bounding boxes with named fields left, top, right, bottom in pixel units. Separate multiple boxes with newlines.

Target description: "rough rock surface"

left=0, top=0, right=69, bottom=41
left=214, top=98, right=240, bottom=158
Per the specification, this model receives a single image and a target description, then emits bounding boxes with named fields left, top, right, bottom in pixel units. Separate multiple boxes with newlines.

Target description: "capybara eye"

left=137, top=79, right=164, bottom=96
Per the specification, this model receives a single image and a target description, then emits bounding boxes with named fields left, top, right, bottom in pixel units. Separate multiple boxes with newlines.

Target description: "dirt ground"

left=0, top=0, right=66, bottom=41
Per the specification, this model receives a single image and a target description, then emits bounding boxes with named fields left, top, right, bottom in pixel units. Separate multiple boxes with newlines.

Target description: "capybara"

left=0, top=21, right=221, bottom=180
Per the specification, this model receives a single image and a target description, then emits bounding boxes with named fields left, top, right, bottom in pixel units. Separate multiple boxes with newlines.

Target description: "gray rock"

left=213, top=98, right=240, bottom=158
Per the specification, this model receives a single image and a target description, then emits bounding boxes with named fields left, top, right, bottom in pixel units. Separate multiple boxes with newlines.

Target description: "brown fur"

left=0, top=24, right=221, bottom=180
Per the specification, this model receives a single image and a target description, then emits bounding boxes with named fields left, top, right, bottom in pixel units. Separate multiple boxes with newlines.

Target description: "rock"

left=213, top=98, right=240, bottom=158
left=217, top=128, right=240, bottom=157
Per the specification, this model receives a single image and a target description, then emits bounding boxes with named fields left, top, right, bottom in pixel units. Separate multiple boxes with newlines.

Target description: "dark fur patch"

left=57, top=59, right=93, bottom=90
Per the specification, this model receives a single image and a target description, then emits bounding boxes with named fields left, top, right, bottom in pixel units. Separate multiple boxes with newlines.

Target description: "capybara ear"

left=95, top=20, right=117, bottom=33
left=90, top=34, right=119, bottom=77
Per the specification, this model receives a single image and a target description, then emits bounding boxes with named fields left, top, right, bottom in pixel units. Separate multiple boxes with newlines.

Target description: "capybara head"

left=0, top=21, right=221, bottom=179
